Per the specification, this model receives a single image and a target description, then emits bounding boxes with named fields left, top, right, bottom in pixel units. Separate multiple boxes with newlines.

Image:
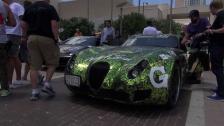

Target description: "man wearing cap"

left=181, top=9, right=210, bottom=84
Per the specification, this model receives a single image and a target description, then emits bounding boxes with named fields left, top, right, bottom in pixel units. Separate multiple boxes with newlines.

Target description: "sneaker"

left=207, top=93, right=224, bottom=101
left=211, top=88, right=218, bottom=93
left=13, top=80, right=24, bottom=85
left=0, top=90, right=11, bottom=97
left=30, top=93, right=40, bottom=101
left=42, top=86, right=55, bottom=97
left=9, top=84, right=16, bottom=89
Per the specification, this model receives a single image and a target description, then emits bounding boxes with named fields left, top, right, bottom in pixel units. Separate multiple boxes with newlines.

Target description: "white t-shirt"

left=100, top=27, right=115, bottom=43
left=143, top=26, right=162, bottom=36
left=6, top=2, right=24, bottom=36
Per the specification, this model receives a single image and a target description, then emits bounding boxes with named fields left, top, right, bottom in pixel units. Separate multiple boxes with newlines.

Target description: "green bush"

left=112, top=13, right=182, bottom=39
left=59, top=17, right=95, bottom=40
left=113, top=13, right=147, bottom=38
left=148, top=18, right=182, bottom=35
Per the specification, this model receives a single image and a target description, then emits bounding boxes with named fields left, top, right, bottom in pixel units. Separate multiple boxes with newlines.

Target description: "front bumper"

left=64, top=73, right=169, bottom=105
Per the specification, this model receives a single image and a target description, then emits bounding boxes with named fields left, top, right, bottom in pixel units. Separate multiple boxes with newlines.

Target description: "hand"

left=21, top=36, right=27, bottom=43
left=205, top=29, right=214, bottom=34
left=195, top=33, right=203, bottom=38
left=185, top=40, right=192, bottom=47
left=54, top=38, right=59, bottom=43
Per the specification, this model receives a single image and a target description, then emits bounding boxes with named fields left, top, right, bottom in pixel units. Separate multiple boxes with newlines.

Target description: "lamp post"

left=87, top=0, right=90, bottom=21
left=138, top=0, right=141, bottom=13
left=143, top=2, right=148, bottom=16
left=117, top=2, right=128, bottom=37
left=169, top=0, right=173, bottom=34
left=111, top=0, right=114, bottom=21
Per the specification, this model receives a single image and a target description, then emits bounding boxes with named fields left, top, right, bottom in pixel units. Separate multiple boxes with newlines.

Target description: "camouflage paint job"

left=66, top=46, right=182, bottom=105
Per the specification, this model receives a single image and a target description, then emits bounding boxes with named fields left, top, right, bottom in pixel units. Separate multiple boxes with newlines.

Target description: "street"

left=0, top=70, right=223, bottom=126
left=0, top=70, right=191, bottom=126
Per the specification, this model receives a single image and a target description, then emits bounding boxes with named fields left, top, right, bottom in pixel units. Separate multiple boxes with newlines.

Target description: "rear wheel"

left=167, top=64, right=181, bottom=108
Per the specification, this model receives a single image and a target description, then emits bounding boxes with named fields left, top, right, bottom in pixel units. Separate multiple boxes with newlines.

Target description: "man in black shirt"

left=206, top=1, right=224, bottom=101
left=22, top=0, right=60, bottom=101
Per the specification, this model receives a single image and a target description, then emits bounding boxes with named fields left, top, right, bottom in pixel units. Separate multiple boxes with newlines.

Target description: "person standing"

left=181, top=9, right=210, bottom=84
left=20, top=0, right=44, bottom=85
left=74, top=28, right=82, bottom=37
left=0, top=0, right=16, bottom=96
left=143, top=20, right=162, bottom=36
left=3, top=0, right=25, bottom=87
left=100, top=20, right=115, bottom=45
left=206, top=1, right=224, bottom=101
left=19, top=0, right=32, bottom=81
left=22, top=0, right=60, bottom=101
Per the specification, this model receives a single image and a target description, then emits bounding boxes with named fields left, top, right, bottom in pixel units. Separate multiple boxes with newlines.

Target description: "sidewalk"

left=185, top=71, right=224, bottom=126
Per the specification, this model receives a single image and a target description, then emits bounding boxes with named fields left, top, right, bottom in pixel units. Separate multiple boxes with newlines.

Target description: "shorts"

left=6, top=35, right=21, bottom=57
left=27, top=35, right=59, bottom=70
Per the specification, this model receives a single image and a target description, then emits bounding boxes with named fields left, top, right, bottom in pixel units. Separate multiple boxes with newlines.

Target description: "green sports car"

left=64, top=35, right=187, bottom=107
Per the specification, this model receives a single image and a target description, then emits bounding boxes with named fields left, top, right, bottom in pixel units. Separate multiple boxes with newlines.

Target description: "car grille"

left=133, top=90, right=151, bottom=101
left=97, top=90, right=130, bottom=102
left=88, top=62, right=110, bottom=90
left=59, top=57, right=70, bottom=67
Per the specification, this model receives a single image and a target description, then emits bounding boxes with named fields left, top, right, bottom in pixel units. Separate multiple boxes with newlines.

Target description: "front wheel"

left=167, top=64, right=181, bottom=108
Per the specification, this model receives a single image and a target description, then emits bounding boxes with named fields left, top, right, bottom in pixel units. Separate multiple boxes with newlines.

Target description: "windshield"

left=122, top=35, right=179, bottom=48
left=64, top=37, right=96, bottom=46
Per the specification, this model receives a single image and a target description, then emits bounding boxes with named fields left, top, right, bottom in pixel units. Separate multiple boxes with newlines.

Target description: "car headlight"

left=140, top=60, right=149, bottom=69
left=66, top=54, right=77, bottom=72
left=131, top=69, right=139, bottom=78
left=128, top=60, right=149, bottom=79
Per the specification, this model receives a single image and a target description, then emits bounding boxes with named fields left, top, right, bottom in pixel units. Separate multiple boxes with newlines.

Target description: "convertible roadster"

left=64, top=35, right=187, bottom=107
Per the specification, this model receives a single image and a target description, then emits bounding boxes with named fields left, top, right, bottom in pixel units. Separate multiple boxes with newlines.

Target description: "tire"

left=167, top=63, right=181, bottom=108
left=65, top=84, right=80, bottom=95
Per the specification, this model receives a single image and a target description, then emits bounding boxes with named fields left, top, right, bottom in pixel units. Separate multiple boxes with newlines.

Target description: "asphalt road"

left=0, top=71, right=191, bottom=126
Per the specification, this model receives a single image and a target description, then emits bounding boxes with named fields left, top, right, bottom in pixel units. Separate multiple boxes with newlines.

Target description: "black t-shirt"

left=210, top=10, right=224, bottom=46
left=22, top=1, right=59, bottom=39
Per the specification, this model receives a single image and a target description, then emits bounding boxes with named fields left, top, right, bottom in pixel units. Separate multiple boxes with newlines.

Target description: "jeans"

left=210, top=46, right=224, bottom=97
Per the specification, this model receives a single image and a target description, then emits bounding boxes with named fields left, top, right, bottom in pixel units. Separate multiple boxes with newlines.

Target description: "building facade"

left=176, top=0, right=206, bottom=8
left=184, top=0, right=206, bottom=6
left=26, top=0, right=224, bottom=26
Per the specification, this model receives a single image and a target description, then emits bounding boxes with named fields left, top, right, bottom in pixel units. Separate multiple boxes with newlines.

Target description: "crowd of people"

left=0, top=0, right=224, bottom=102
left=181, top=1, right=224, bottom=101
left=0, top=0, right=60, bottom=101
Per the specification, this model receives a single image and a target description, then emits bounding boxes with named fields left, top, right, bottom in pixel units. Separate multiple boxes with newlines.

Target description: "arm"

left=210, top=26, right=224, bottom=34
left=112, top=28, right=115, bottom=39
left=51, top=20, right=59, bottom=42
left=100, top=29, right=104, bottom=43
left=207, top=14, right=224, bottom=34
left=50, top=6, right=59, bottom=42
left=181, top=32, right=190, bottom=45
left=21, top=21, right=29, bottom=42
left=4, top=3, right=16, bottom=27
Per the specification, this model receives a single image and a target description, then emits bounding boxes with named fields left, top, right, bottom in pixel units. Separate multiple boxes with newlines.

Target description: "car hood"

left=70, top=46, right=177, bottom=78
left=74, top=46, right=176, bottom=66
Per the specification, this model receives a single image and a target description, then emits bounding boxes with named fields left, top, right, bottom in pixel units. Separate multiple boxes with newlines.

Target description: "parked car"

left=64, top=35, right=187, bottom=107
left=59, top=36, right=99, bottom=67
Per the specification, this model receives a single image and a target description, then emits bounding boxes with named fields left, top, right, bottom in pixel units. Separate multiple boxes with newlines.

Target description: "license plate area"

left=65, top=75, right=81, bottom=87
